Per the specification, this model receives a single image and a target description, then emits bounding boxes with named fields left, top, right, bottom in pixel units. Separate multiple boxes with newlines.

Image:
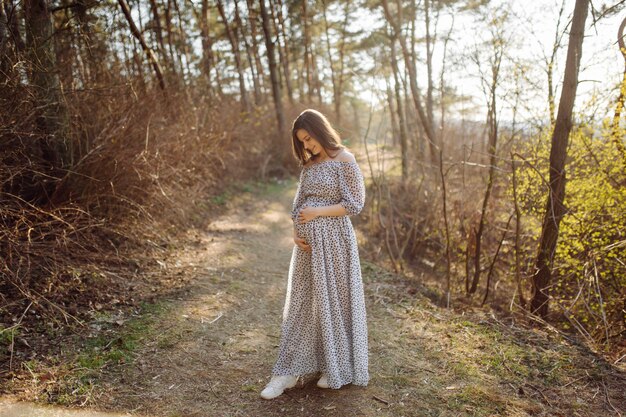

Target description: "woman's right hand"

left=293, top=229, right=311, bottom=252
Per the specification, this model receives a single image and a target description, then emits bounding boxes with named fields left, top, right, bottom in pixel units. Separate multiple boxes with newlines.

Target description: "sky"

left=350, top=0, right=625, bottom=124
left=127, top=0, right=624, bottom=126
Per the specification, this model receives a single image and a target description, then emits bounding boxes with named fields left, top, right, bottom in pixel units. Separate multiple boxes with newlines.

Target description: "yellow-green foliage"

left=512, top=123, right=625, bottom=347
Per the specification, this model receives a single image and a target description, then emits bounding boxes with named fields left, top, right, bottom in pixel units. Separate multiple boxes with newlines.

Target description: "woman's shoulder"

left=333, top=149, right=356, bottom=163
left=303, top=149, right=356, bottom=167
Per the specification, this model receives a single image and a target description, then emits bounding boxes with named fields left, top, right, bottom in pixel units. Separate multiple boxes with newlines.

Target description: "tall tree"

left=302, top=0, right=313, bottom=102
left=531, top=0, right=590, bottom=317
left=235, top=0, right=262, bottom=103
left=73, top=0, right=108, bottom=84
left=259, top=0, right=285, bottom=134
left=424, top=0, right=435, bottom=134
left=0, top=0, right=10, bottom=78
left=164, top=0, right=178, bottom=74
left=118, top=0, right=166, bottom=90
left=198, top=0, right=216, bottom=95
left=172, top=0, right=193, bottom=84
left=311, top=42, right=323, bottom=104
left=148, top=0, right=167, bottom=66
left=245, top=0, right=267, bottom=100
left=322, top=0, right=351, bottom=124
left=390, top=33, right=409, bottom=182
left=24, top=0, right=70, bottom=166
left=611, top=16, right=626, bottom=160
left=271, top=0, right=294, bottom=104
left=5, top=0, right=26, bottom=62
left=216, top=0, right=250, bottom=110
left=467, top=6, right=506, bottom=296
left=382, top=0, right=438, bottom=166
left=545, top=0, right=567, bottom=127
left=0, top=0, right=26, bottom=83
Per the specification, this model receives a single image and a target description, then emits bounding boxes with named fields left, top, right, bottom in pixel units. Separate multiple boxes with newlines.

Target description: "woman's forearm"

left=313, top=204, right=347, bottom=217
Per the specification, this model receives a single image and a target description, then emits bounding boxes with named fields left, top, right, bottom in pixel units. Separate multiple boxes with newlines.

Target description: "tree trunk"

left=5, top=0, right=25, bottom=60
left=469, top=66, right=500, bottom=294
left=57, top=0, right=77, bottom=90
left=382, top=0, right=437, bottom=167
left=322, top=0, right=350, bottom=124
left=547, top=63, right=555, bottom=126
left=390, top=35, right=408, bottom=182
left=216, top=0, right=250, bottom=111
left=439, top=147, right=452, bottom=307
left=118, top=0, right=166, bottom=90
left=611, top=17, right=626, bottom=160
left=199, top=0, right=216, bottom=94
left=386, top=78, right=399, bottom=147
left=302, top=0, right=312, bottom=102
left=425, top=0, right=435, bottom=136
left=172, top=0, right=192, bottom=85
left=531, top=0, right=589, bottom=317
left=130, top=36, right=147, bottom=91
left=165, top=0, right=184, bottom=78
left=311, top=42, right=323, bottom=104
left=24, top=0, right=71, bottom=167
left=164, top=0, right=178, bottom=75
left=439, top=13, right=454, bottom=136
left=0, top=0, right=9, bottom=76
left=510, top=153, right=527, bottom=309
left=409, top=0, right=422, bottom=161
left=322, top=0, right=337, bottom=111
left=272, top=0, right=293, bottom=104
left=259, top=0, right=285, bottom=135
left=547, top=0, right=567, bottom=127
left=73, top=0, right=108, bottom=85
left=246, top=0, right=267, bottom=99
left=235, top=0, right=261, bottom=104
left=334, top=0, right=350, bottom=125
left=1, top=0, right=28, bottom=83
left=148, top=0, right=167, bottom=64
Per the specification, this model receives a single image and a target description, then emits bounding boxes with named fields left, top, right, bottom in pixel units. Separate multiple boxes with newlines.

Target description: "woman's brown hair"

left=291, top=109, right=345, bottom=165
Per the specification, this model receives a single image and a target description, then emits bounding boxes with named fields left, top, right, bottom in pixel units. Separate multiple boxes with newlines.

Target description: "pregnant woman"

left=260, top=109, right=369, bottom=400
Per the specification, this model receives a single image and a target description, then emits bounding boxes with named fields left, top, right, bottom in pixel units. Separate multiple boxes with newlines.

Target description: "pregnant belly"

left=294, top=219, right=314, bottom=243
left=294, top=216, right=350, bottom=246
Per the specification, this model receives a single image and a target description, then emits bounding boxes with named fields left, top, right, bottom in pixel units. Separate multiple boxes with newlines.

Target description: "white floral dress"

left=271, top=159, right=369, bottom=389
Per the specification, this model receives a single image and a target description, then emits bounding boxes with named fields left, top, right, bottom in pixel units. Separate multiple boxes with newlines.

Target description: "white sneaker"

left=317, top=374, right=329, bottom=389
left=260, top=375, right=298, bottom=400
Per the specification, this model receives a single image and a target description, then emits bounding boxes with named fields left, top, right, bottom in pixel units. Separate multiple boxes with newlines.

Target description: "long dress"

left=271, top=159, right=369, bottom=389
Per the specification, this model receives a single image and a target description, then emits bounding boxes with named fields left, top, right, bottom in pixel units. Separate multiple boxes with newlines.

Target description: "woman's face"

left=296, top=129, right=324, bottom=156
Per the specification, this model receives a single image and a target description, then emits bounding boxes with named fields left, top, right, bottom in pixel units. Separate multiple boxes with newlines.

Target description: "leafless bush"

left=0, top=80, right=285, bottom=357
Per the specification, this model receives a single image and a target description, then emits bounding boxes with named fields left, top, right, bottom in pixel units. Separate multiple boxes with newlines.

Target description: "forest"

left=0, top=0, right=625, bottom=415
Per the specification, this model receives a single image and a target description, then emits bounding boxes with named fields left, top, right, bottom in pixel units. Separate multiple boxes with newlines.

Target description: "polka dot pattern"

left=271, top=160, right=369, bottom=389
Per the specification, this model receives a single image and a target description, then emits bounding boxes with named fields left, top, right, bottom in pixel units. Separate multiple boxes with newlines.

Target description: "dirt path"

left=91, top=180, right=625, bottom=417
left=94, top=180, right=400, bottom=416
left=2, top=178, right=624, bottom=417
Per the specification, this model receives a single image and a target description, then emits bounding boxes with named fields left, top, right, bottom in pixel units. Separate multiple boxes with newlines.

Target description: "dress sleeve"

left=338, top=161, right=366, bottom=216
left=291, top=170, right=306, bottom=223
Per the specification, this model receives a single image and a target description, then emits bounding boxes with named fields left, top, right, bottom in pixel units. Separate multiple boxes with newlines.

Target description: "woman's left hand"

left=298, top=206, right=319, bottom=224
